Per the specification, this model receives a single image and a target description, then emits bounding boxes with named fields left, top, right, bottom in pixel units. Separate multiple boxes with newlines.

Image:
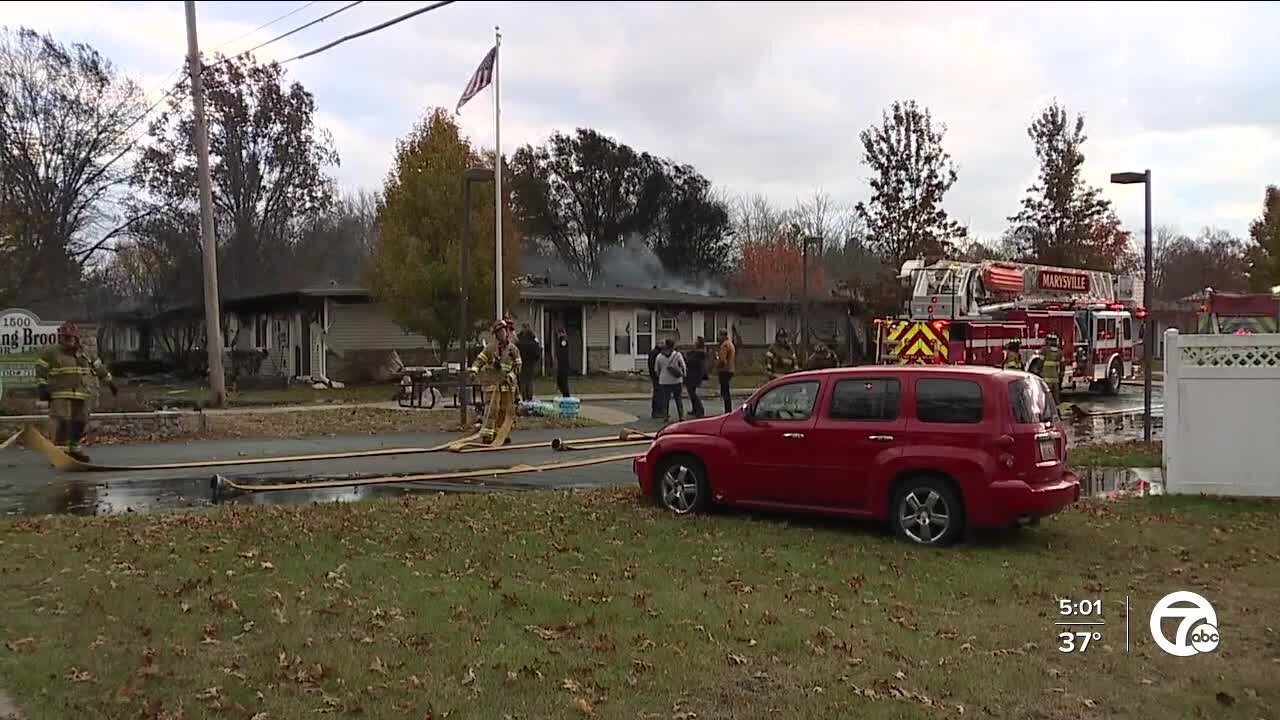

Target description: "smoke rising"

left=521, top=235, right=728, bottom=296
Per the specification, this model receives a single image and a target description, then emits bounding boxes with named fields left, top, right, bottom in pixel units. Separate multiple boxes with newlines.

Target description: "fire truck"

left=874, top=259, right=1146, bottom=396
left=1195, top=288, right=1280, bottom=335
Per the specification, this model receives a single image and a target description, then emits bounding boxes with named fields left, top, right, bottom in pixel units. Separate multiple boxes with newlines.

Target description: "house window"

left=255, top=314, right=270, bottom=348
left=636, top=311, right=654, bottom=355
left=703, top=312, right=731, bottom=341
left=658, top=313, right=678, bottom=332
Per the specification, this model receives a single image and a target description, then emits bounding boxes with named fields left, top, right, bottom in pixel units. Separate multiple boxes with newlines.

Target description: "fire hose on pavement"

left=20, top=425, right=654, bottom=473
left=210, top=449, right=645, bottom=499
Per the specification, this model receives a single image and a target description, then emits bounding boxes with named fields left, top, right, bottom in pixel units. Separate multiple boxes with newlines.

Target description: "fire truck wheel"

left=1104, top=359, right=1122, bottom=396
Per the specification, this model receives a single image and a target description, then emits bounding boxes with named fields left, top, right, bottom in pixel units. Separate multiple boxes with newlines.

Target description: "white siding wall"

left=327, top=302, right=433, bottom=351
left=1163, top=330, right=1280, bottom=496
left=585, top=305, right=609, bottom=347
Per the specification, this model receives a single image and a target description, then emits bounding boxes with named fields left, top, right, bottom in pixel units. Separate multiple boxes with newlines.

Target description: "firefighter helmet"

left=1045, top=333, right=1060, bottom=347
left=1006, top=339, right=1022, bottom=351
left=57, top=321, right=81, bottom=339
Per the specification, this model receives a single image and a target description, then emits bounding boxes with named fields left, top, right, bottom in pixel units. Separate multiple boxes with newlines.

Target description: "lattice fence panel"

left=1181, top=345, right=1280, bottom=368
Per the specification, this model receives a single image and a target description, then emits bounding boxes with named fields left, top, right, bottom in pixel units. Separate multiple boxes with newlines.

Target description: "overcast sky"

left=6, top=0, right=1278, bottom=245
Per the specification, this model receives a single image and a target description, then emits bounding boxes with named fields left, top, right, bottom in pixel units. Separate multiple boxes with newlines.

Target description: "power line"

left=282, top=0, right=457, bottom=63
left=210, top=0, right=320, bottom=54
left=233, top=0, right=365, bottom=62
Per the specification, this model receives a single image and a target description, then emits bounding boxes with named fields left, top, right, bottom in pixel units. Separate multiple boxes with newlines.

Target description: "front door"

left=609, top=309, right=633, bottom=372
left=718, top=379, right=824, bottom=506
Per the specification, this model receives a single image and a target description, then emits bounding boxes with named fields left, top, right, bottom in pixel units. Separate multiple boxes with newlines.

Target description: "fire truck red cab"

left=876, top=259, right=1144, bottom=396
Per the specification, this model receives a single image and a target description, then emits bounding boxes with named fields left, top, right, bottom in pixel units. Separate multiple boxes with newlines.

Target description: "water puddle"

left=2, top=474, right=532, bottom=518
left=1068, top=411, right=1164, bottom=445
left=1078, top=467, right=1164, bottom=499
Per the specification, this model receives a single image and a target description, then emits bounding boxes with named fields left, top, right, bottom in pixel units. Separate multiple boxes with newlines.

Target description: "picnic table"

left=396, top=366, right=486, bottom=412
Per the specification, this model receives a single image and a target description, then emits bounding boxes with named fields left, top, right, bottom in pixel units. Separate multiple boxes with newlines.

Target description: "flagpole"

left=493, top=25, right=503, bottom=322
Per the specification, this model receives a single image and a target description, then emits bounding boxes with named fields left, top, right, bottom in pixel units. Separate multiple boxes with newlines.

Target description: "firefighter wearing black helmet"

left=1039, top=333, right=1064, bottom=403
left=1003, top=339, right=1024, bottom=370
left=35, top=321, right=117, bottom=462
left=764, top=329, right=798, bottom=380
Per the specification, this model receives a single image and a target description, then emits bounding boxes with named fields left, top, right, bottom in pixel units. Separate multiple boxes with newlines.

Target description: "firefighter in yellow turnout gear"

left=469, top=320, right=522, bottom=446
left=1039, top=334, right=1064, bottom=403
left=36, top=322, right=117, bottom=463
left=1003, top=340, right=1024, bottom=370
left=764, top=329, right=798, bottom=380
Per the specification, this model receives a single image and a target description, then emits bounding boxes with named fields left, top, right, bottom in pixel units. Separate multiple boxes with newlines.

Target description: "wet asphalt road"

left=1, top=388, right=1162, bottom=518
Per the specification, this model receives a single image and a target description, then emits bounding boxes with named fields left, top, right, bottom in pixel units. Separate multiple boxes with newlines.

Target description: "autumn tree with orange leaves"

left=734, top=232, right=825, bottom=298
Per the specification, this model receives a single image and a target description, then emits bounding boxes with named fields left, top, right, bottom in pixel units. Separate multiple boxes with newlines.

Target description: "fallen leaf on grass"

left=5, top=637, right=35, bottom=653
left=727, top=653, right=749, bottom=666
left=1082, top=698, right=1097, bottom=708
left=561, top=678, right=582, bottom=693
left=461, top=666, right=477, bottom=686
left=526, top=625, right=560, bottom=641
left=1215, top=692, right=1235, bottom=706
left=65, top=668, right=94, bottom=683
left=573, top=697, right=595, bottom=716
left=196, top=686, right=221, bottom=700
left=260, top=562, right=275, bottom=571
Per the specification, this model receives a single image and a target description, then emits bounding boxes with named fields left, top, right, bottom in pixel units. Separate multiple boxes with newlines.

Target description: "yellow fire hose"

left=0, top=429, right=21, bottom=450
left=20, top=424, right=652, bottom=473
left=211, top=450, right=643, bottom=497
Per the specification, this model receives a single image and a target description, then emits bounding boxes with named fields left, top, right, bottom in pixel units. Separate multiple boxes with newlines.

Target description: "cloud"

left=7, top=0, right=1278, bottom=244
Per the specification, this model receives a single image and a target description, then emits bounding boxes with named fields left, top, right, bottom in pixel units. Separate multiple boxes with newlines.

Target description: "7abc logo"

left=1149, top=591, right=1219, bottom=657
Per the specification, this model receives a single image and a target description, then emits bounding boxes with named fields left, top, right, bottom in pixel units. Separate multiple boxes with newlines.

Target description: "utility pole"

left=184, top=0, right=227, bottom=407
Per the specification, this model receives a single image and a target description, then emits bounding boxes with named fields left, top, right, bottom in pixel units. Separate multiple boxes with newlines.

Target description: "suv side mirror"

left=741, top=402, right=755, bottom=421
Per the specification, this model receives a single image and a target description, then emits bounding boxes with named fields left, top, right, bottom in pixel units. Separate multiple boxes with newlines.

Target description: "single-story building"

left=101, top=281, right=863, bottom=384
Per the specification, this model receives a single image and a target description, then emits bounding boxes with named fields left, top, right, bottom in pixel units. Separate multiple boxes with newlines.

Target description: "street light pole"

left=1110, top=169, right=1154, bottom=443
left=459, top=175, right=473, bottom=429
left=802, top=237, right=809, bottom=358
left=1142, top=169, right=1153, bottom=443
left=459, top=168, right=495, bottom=429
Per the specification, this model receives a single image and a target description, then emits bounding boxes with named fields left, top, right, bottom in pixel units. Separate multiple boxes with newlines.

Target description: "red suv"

left=634, top=365, right=1081, bottom=545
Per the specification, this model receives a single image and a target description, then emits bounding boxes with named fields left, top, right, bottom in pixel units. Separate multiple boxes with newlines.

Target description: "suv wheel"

left=656, top=454, right=710, bottom=515
left=892, top=477, right=964, bottom=546
left=1104, top=359, right=1122, bottom=396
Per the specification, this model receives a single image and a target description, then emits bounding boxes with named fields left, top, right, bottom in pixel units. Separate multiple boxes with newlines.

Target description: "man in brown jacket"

left=715, top=328, right=736, bottom=415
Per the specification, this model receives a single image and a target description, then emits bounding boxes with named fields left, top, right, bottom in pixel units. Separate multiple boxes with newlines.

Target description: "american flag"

left=456, top=45, right=497, bottom=114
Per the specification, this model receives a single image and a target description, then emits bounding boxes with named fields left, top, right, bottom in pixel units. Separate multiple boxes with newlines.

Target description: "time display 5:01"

left=1059, top=599, right=1101, bottom=616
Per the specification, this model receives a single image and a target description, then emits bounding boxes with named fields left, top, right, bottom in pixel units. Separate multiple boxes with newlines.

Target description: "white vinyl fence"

left=1163, top=329, right=1280, bottom=497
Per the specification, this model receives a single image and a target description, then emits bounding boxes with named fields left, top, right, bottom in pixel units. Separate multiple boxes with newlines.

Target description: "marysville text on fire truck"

left=875, top=259, right=1146, bottom=396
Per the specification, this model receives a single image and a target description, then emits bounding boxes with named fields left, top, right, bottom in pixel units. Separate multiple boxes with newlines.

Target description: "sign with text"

left=1037, top=270, right=1091, bottom=294
left=0, top=308, right=62, bottom=388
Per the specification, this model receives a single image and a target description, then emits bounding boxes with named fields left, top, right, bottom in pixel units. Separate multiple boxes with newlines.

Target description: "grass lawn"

left=2, top=490, right=1276, bottom=719
left=82, top=408, right=598, bottom=445
left=1069, top=441, right=1162, bottom=468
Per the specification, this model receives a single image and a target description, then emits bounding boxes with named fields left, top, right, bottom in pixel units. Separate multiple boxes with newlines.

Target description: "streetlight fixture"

left=1110, top=169, right=1153, bottom=443
left=459, top=166, right=495, bottom=427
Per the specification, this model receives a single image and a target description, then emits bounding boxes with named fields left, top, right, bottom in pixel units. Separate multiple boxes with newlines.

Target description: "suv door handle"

left=868, top=435, right=895, bottom=442
left=782, top=432, right=805, bottom=439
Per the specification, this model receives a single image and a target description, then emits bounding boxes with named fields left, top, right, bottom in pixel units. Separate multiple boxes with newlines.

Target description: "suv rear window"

left=915, top=378, right=983, bottom=424
left=830, top=379, right=900, bottom=421
left=1009, top=376, right=1056, bottom=423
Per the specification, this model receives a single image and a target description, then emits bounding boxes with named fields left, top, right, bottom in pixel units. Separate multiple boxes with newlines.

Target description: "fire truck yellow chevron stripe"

left=891, top=321, right=950, bottom=363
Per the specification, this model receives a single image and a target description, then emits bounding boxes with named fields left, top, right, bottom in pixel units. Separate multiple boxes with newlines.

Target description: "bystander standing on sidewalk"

left=654, top=339, right=686, bottom=423
left=647, top=343, right=663, bottom=419
left=684, top=336, right=708, bottom=418
left=715, top=328, right=736, bottom=415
